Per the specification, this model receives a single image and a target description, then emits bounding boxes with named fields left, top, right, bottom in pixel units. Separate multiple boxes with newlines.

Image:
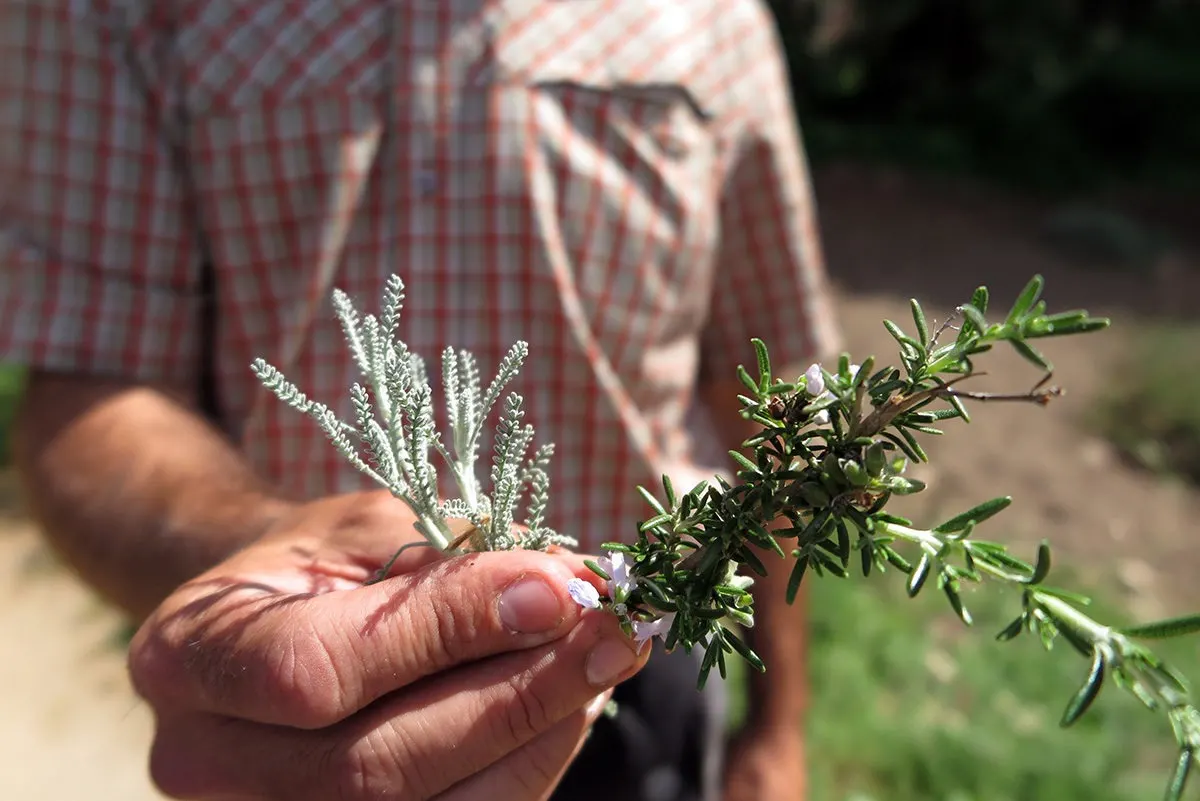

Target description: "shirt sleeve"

left=0, top=2, right=202, bottom=385
left=700, top=2, right=841, bottom=387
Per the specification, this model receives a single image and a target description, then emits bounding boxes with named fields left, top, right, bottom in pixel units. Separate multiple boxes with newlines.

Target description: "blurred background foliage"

left=767, top=0, right=1200, bottom=193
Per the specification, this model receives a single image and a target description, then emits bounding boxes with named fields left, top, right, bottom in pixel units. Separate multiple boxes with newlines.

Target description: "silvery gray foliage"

left=250, top=274, right=575, bottom=572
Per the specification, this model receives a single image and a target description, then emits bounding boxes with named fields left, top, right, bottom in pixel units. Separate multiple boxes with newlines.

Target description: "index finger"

left=129, top=549, right=605, bottom=729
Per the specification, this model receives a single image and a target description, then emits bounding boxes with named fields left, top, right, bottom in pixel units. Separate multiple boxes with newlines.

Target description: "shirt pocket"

left=489, top=13, right=722, bottom=375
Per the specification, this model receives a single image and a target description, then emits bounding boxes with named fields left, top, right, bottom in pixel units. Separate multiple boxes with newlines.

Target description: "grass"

left=0, top=363, right=25, bottom=465
left=1089, top=324, right=1200, bottom=486
left=726, top=568, right=1196, bottom=801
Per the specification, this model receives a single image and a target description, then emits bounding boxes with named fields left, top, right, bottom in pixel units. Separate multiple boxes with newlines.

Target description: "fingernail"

left=498, top=575, right=564, bottom=633
left=586, top=638, right=638, bottom=687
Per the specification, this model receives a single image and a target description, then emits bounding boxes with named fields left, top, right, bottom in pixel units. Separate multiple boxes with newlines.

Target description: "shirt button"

left=416, top=168, right=439, bottom=196
left=657, top=130, right=690, bottom=159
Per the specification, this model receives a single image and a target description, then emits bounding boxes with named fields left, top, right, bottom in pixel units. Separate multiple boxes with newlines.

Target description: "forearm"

left=13, top=371, right=295, bottom=619
left=744, top=540, right=808, bottom=731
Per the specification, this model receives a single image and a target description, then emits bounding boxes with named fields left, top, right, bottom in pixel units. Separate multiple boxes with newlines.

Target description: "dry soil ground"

left=1, top=164, right=1197, bottom=800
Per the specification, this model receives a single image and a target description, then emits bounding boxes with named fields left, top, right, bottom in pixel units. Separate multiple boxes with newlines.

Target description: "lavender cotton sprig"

left=255, top=273, right=1200, bottom=801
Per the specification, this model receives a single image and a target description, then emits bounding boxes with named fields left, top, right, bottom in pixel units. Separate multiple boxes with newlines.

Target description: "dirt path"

left=1, top=164, right=1196, bottom=800
left=0, top=507, right=159, bottom=801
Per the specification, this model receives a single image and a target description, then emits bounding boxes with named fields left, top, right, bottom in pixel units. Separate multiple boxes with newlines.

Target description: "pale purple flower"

left=597, top=550, right=635, bottom=600
left=632, top=612, right=677, bottom=653
left=567, top=578, right=601, bottom=609
left=804, top=363, right=825, bottom=396
left=813, top=408, right=831, bottom=426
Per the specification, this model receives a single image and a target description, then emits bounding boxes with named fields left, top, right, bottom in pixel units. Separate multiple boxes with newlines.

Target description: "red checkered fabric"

left=0, top=0, right=838, bottom=551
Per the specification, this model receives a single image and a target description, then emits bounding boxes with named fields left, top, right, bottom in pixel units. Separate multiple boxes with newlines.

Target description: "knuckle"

left=258, top=621, right=347, bottom=729
left=323, top=725, right=425, bottom=801
left=499, top=682, right=554, bottom=745
left=126, top=626, right=173, bottom=705
left=509, top=741, right=569, bottom=798
left=147, top=720, right=224, bottom=800
left=132, top=607, right=347, bottom=728
left=408, top=573, right=481, bottom=669
left=147, top=729, right=191, bottom=798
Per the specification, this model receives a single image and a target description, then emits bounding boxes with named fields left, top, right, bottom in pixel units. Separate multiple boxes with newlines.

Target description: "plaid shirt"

left=0, top=0, right=837, bottom=551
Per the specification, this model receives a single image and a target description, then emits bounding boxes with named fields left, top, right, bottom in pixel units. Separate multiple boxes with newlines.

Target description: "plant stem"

left=1035, top=592, right=1112, bottom=644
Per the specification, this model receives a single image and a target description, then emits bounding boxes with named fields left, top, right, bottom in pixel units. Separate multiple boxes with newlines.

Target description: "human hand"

left=721, top=725, right=807, bottom=801
left=128, top=491, right=647, bottom=800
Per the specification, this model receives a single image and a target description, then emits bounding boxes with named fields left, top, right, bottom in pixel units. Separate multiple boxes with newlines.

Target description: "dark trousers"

left=552, top=641, right=729, bottom=801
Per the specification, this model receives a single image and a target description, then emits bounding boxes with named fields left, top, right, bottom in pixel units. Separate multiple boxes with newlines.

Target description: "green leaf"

left=1008, top=337, right=1052, bottom=371
left=736, top=545, right=769, bottom=578
left=736, top=364, right=759, bottom=395
left=1007, top=274, right=1044, bottom=324
left=883, top=547, right=913, bottom=573
left=852, top=356, right=875, bottom=389
left=946, top=391, right=971, bottom=423
left=943, top=581, right=973, bottom=626
left=661, top=474, right=676, bottom=508
left=1060, top=647, right=1106, bottom=727
left=786, top=555, right=810, bottom=604
left=881, top=474, right=927, bottom=495
left=1028, top=541, right=1052, bottom=584
left=728, top=449, right=760, bottom=475
left=636, top=578, right=678, bottom=611
left=1024, top=311, right=1111, bottom=338
left=636, top=485, right=667, bottom=515
left=1120, top=613, right=1200, bottom=640
left=725, top=630, right=766, bottom=672
left=795, top=482, right=832, bottom=508
left=695, top=543, right=725, bottom=578
left=842, top=459, right=870, bottom=487
left=959, top=304, right=989, bottom=337
left=637, top=513, right=674, bottom=532
left=910, top=298, right=930, bottom=345
left=970, top=286, right=990, bottom=315
left=996, top=615, right=1026, bottom=642
left=745, top=520, right=785, bottom=556
left=813, top=548, right=849, bottom=578
left=882, top=431, right=923, bottom=463
left=751, top=338, right=772, bottom=390
left=585, top=559, right=611, bottom=581
left=896, top=426, right=929, bottom=462
left=1166, top=748, right=1194, bottom=801
left=907, top=555, right=931, bottom=597
left=882, top=319, right=922, bottom=350
left=1035, top=586, right=1094, bottom=606
left=698, top=638, right=723, bottom=689
left=874, top=511, right=914, bottom=527
left=865, top=441, right=887, bottom=478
